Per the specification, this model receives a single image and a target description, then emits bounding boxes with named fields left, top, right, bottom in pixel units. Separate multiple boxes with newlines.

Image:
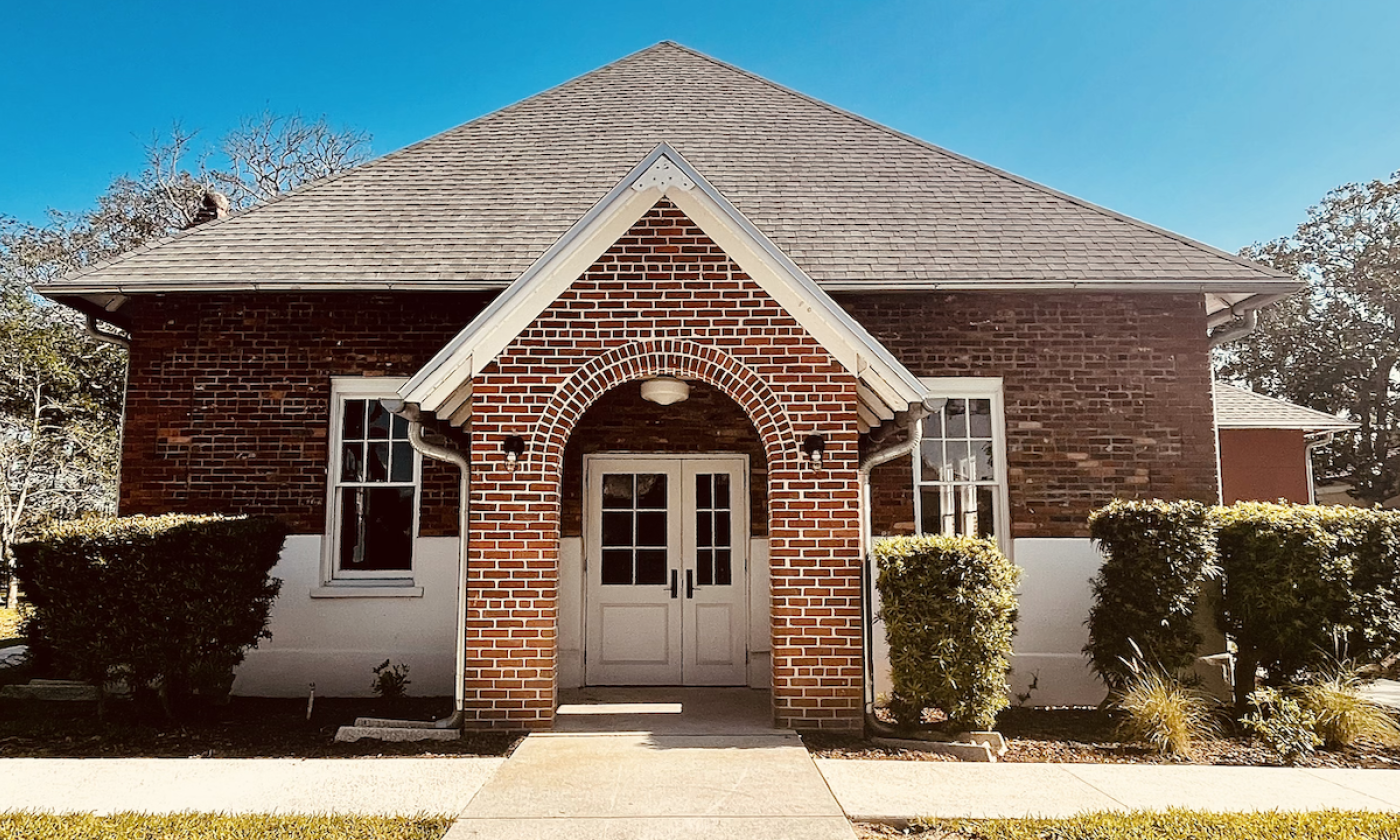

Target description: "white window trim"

left=912, top=377, right=1012, bottom=556
left=321, top=376, right=422, bottom=589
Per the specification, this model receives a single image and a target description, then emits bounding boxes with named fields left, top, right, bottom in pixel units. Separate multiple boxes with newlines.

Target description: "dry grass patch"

left=0, top=608, right=22, bottom=643
left=0, top=813, right=451, bottom=839
left=858, top=809, right=1400, bottom=839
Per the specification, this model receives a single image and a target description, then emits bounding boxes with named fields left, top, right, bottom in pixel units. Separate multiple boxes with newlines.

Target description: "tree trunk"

left=5, top=573, right=16, bottom=611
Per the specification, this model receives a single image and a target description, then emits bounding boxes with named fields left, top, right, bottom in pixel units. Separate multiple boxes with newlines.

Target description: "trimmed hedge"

left=1086, top=500, right=1218, bottom=692
left=875, top=535, right=1021, bottom=731
left=14, top=513, right=287, bottom=716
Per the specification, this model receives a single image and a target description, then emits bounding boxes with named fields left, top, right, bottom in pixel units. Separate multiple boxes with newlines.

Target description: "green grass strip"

left=0, top=812, right=452, bottom=840
left=926, top=809, right=1400, bottom=839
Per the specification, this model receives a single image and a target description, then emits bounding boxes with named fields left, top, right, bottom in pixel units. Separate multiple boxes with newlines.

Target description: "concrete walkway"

left=0, top=757, right=503, bottom=815
left=448, top=688, right=854, bottom=839
left=819, top=760, right=1400, bottom=821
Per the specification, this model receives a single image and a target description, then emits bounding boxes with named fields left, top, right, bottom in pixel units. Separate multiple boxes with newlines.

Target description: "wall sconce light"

left=802, top=434, right=826, bottom=469
left=640, top=375, right=690, bottom=406
left=502, top=435, right=526, bottom=470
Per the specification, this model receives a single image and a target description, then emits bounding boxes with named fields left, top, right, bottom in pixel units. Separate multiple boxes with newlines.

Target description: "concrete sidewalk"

left=818, top=760, right=1400, bottom=821
left=0, top=757, right=502, bottom=815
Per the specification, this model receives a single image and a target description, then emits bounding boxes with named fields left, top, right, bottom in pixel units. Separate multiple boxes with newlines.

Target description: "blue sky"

left=2, top=1, right=1397, bottom=252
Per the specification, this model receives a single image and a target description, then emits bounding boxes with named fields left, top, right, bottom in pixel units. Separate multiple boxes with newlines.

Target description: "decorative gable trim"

left=400, top=144, right=930, bottom=431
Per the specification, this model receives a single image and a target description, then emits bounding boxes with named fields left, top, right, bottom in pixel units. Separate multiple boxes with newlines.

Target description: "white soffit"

left=400, top=143, right=931, bottom=431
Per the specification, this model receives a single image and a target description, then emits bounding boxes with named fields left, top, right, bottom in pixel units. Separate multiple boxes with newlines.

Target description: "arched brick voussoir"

left=534, top=339, right=799, bottom=476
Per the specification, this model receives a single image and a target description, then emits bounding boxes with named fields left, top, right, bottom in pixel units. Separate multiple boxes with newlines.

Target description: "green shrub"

left=1114, top=665, right=1220, bottom=757
left=875, top=534, right=1021, bottom=731
left=1243, top=687, right=1322, bottom=763
left=1086, top=500, right=1218, bottom=693
left=13, top=513, right=287, bottom=717
left=1296, top=661, right=1400, bottom=749
left=1212, top=503, right=1352, bottom=710
left=1330, top=507, right=1400, bottom=663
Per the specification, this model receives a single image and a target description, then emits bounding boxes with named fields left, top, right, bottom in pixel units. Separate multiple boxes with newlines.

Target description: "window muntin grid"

left=332, top=395, right=418, bottom=575
left=916, top=396, right=1002, bottom=540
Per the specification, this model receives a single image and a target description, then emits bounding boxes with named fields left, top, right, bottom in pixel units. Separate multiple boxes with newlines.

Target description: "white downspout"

left=1304, top=430, right=1339, bottom=505
left=857, top=403, right=929, bottom=730
left=383, top=399, right=468, bottom=729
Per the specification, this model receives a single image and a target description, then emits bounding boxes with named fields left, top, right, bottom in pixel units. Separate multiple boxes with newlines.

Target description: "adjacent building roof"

left=43, top=42, right=1295, bottom=323
left=1214, top=383, right=1358, bottom=432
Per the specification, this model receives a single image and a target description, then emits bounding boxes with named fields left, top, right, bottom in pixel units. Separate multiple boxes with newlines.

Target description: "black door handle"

left=686, top=569, right=694, bottom=599
left=670, top=569, right=678, bottom=599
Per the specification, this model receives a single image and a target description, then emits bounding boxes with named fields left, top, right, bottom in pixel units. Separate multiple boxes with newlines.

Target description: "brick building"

left=43, top=43, right=1296, bottom=729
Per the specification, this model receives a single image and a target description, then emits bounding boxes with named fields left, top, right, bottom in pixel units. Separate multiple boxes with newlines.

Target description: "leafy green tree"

left=1218, top=171, right=1400, bottom=504
left=0, top=114, right=370, bottom=606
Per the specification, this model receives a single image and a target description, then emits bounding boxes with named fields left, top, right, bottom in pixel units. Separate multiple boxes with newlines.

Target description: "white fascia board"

left=402, top=143, right=930, bottom=417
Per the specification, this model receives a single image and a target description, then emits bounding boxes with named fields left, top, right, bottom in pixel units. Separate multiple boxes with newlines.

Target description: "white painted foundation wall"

left=232, top=535, right=459, bottom=698
left=872, top=537, right=1107, bottom=708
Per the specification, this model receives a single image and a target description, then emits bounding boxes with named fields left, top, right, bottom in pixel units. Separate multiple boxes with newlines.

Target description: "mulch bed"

left=0, top=695, right=522, bottom=758
left=805, top=706, right=1400, bottom=769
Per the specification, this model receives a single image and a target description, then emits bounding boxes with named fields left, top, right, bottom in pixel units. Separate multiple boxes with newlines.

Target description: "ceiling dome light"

left=640, top=376, right=690, bottom=406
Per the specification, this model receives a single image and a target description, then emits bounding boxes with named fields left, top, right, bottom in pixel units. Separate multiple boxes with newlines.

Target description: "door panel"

left=584, top=456, right=749, bottom=686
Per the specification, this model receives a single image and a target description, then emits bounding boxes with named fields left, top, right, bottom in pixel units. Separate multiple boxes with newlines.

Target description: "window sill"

left=309, top=582, right=424, bottom=599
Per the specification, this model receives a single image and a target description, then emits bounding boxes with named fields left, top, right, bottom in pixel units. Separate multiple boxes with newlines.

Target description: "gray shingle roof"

left=1214, top=383, right=1357, bottom=431
left=46, top=42, right=1292, bottom=301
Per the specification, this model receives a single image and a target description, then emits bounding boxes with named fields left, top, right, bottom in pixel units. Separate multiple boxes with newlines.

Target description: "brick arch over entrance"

left=535, top=338, right=797, bottom=476
left=462, top=199, right=865, bottom=733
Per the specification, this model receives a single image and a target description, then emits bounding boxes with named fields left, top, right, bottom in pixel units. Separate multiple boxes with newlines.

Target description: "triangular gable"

left=399, top=144, right=929, bottom=432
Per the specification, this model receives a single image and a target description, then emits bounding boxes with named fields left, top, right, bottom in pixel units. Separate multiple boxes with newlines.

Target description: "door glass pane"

left=601, top=511, right=632, bottom=547
left=695, top=473, right=733, bottom=588
left=636, top=511, right=667, bottom=546
left=715, top=548, right=732, bottom=586
left=697, top=548, right=714, bottom=586
left=636, top=474, right=667, bottom=508
left=714, top=473, right=730, bottom=508
left=602, top=474, right=633, bottom=508
left=636, top=550, right=668, bottom=585
left=601, top=550, right=632, bottom=585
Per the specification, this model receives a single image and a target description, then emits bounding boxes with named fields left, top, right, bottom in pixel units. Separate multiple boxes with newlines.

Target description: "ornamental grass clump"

left=875, top=535, right=1021, bottom=732
left=1114, top=664, right=1221, bottom=758
left=1296, top=662, right=1400, bottom=750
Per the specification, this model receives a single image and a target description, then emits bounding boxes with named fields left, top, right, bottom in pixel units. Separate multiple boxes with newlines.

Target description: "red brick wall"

left=119, top=292, right=491, bottom=535
left=466, top=199, right=864, bottom=731
left=1220, top=428, right=1311, bottom=504
left=838, top=293, right=1221, bottom=539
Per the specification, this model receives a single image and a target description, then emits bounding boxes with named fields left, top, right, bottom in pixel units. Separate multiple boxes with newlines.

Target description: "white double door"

left=583, top=455, right=749, bottom=686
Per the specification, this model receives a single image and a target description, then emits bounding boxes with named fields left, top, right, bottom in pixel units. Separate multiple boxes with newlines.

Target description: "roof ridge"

left=664, top=42, right=1287, bottom=281
left=53, top=44, right=676, bottom=288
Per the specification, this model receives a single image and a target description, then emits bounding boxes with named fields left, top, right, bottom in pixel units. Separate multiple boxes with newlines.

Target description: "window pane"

left=368, top=401, right=391, bottom=439
left=636, top=550, right=668, bottom=585
left=920, top=487, right=945, bottom=536
left=714, top=473, right=730, bottom=508
left=391, top=413, right=408, bottom=438
left=696, top=474, right=712, bottom=509
left=602, top=474, right=633, bottom=509
left=923, top=400, right=946, bottom=438
left=342, top=442, right=364, bottom=482
left=601, top=511, right=632, bottom=547
left=944, top=440, right=970, bottom=481
left=946, top=399, right=968, bottom=437
left=976, top=486, right=997, bottom=539
left=636, top=511, right=667, bottom=547
left=715, top=549, right=732, bottom=586
left=968, top=399, right=992, bottom=438
left=695, top=512, right=713, bottom=549
left=636, top=473, right=667, bottom=508
left=697, top=548, right=713, bottom=586
left=973, top=440, right=995, bottom=481
left=343, top=400, right=366, bottom=441
left=601, top=550, right=632, bottom=585
left=391, top=442, right=414, bottom=482
left=920, top=440, right=944, bottom=481
left=339, top=487, right=413, bottom=571
left=367, top=442, right=390, bottom=481
left=713, top=511, right=731, bottom=547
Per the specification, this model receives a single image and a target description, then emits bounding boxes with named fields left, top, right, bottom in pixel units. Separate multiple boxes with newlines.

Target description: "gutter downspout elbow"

left=85, top=314, right=131, bottom=350
left=383, top=399, right=469, bottom=730
left=857, top=403, right=929, bottom=736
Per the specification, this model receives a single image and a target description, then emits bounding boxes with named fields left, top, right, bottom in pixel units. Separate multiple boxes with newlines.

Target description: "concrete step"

left=0, top=680, right=99, bottom=702
left=354, top=716, right=451, bottom=729
left=334, top=725, right=461, bottom=743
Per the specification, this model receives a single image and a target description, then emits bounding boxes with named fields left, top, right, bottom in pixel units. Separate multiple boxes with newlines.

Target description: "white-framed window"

left=324, top=377, right=420, bottom=582
left=913, top=377, right=1010, bottom=550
